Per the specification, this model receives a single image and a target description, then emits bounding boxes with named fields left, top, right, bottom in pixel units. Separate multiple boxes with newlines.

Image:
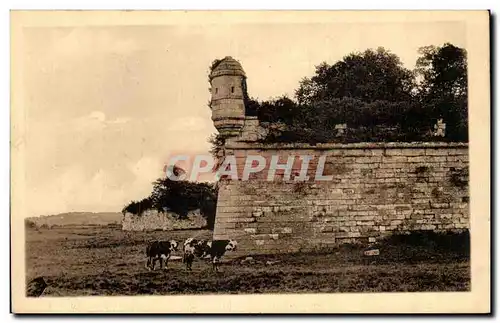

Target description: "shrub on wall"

left=122, top=175, right=218, bottom=229
left=122, top=198, right=153, bottom=216
left=25, top=219, right=37, bottom=229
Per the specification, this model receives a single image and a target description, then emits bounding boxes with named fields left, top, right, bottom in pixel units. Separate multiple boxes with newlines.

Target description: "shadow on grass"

left=232, top=230, right=471, bottom=266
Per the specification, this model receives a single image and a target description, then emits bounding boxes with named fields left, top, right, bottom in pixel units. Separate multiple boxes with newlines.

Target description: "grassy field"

left=25, top=212, right=122, bottom=228
left=25, top=225, right=470, bottom=296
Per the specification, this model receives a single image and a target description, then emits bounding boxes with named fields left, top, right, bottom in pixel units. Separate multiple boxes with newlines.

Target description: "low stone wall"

left=122, top=209, right=206, bottom=231
left=213, top=142, right=469, bottom=257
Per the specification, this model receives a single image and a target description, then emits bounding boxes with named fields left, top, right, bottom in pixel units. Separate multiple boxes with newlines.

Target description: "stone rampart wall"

left=212, top=142, right=469, bottom=257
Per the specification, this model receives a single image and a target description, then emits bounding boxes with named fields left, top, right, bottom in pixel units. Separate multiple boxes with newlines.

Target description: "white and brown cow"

left=208, top=239, right=238, bottom=272
left=145, top=239, right=179, bottom=271
left=196, top=240, right=212, bottom=259
left=182, top=238, right=212, bottom=271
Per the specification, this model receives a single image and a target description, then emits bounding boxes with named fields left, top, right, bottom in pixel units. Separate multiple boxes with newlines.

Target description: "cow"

left=208, top=239, right=238, bottom=272
left=182, top=238, right=212, bottom=271
left=145, top=239, right=179, bottom=271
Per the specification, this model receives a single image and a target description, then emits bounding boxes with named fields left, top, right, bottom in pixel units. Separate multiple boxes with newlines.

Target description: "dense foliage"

left=295, top=47, right=415, bottom=105
left=122, top=166, right=218, bottom=229
left=223, top=44, right=468, bottom=146
left=414, top=44, right=468, bottom=141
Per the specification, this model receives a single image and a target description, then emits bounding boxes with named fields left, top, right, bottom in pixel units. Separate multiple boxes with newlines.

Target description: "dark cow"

left=182, top=238, right=212, bottom=271
left=196, top=240, right=212, bottom=259
left=208, top=239, right=237, bottom=272
left=145, top=239, right=179, bottom=271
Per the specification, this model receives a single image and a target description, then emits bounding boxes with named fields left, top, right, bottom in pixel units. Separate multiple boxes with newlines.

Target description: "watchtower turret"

left=209, top=56, right=247, bottom=138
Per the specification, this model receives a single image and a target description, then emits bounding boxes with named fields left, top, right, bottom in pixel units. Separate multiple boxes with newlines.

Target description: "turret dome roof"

left=209, top=56, right=246, bottom=80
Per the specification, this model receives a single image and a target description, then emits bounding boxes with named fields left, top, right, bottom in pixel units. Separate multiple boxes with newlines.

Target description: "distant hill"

left=26, top=212, right=122, bottom=227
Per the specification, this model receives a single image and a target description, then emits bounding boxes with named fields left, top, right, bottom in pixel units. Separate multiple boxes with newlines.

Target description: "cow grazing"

left=196, top=240, right=212, bottom=259
left=145, top=239, right=179, bottom=271
left=182, top=238, right=212, bottom=271
left=209, top=239, right=237, bottom=272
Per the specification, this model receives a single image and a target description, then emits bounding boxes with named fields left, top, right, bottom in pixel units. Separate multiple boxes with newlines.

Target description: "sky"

left=20, top=19, right=466, bottom=217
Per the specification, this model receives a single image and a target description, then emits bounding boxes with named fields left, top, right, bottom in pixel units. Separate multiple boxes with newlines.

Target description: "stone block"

left=382, top=156, right=408, bottom=163
left=320, top=226, right=334, bottom=233
left=218, top=217, right=256, bottom=223
left=431, top=203, right=450, bottom=209
left=356, top=157, right=382, bottom=164
left=252, top=211, right=263, bottom=217
left=217, top=222, right=238, bottom=229
left=428, top=156, right=447, bottom=162
left=446, top=149, right=469, bottom=156
left=356, top=215, right=375, bottom=221
left=391, top=220, right=403, bottom=226
left=425, top=149, right=447, bottom=156
left=342, top=150, right=370, bottom=157
left=447, top=155, right=468, bottom=162
left=384, top=149, right=403, bottom=156
left=357, top=221, right=375, bottom=226
left=402, top=149, right=426, bottom=156
left=408, top=156, right=429, bottom=163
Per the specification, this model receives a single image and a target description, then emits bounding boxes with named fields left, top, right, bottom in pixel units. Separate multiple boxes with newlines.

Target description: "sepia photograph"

left=10, top=10, right=490, bottom=314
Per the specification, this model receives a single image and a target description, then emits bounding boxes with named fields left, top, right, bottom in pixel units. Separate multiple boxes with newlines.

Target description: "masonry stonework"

left=208, top=57, right=470, bottom=258
left=212, top=142, right=469, bottom=256
left=122, top=209, right=206, bottom=231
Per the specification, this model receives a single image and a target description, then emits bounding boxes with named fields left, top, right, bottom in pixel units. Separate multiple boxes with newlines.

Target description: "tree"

left=295, top=47, right=416, bottom=105
left=207, top=44, right=467, bottom=147
left=256, top=95, right=300, bottom=125
left=208, top=133, right=225, bottom=159
left=123, top=173, right=219, bottom=229
left=244, top=96, right=261, bottom=117
left=254, top=47, right=420, bottom=144
left=415, top=43, right=468, bottom=141
left=122, top=197, right=153, bottom=216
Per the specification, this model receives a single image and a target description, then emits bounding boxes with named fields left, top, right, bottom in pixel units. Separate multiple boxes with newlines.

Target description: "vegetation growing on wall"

left=208, top=133, right=225, bottom=159
left=122, top=166, right=218, bottom=229
left=449, top=167, right=469, bottom=188
left=208, top=43, right=467, bottom=152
